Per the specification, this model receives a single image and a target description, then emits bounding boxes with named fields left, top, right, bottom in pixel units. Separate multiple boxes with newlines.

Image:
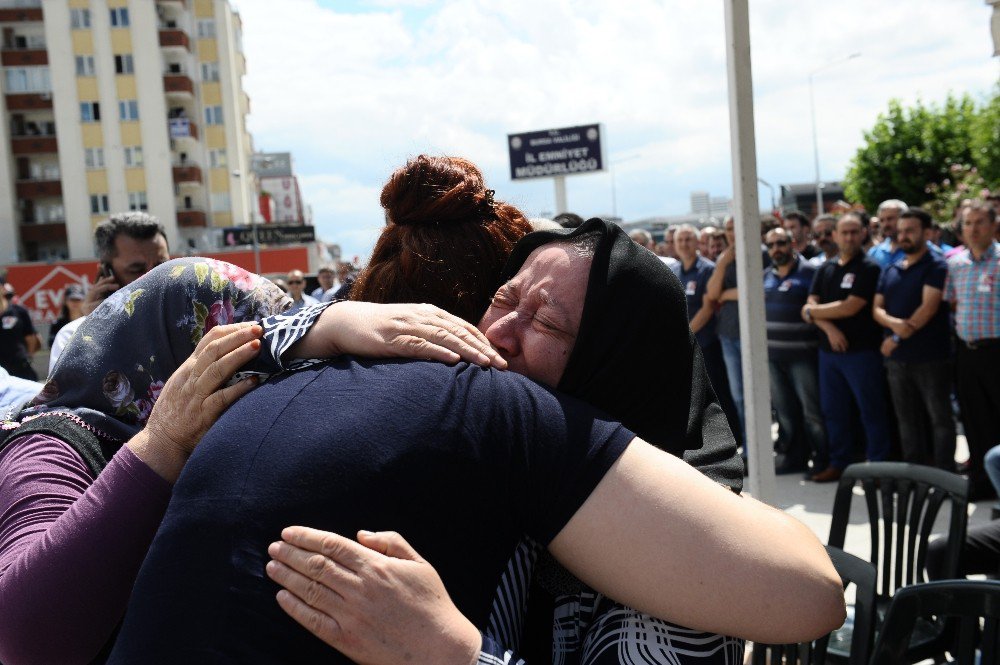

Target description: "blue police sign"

left=507, top=124, right=604, bottom=181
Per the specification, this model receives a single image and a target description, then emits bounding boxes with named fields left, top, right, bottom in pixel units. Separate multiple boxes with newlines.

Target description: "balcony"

left=177, top=209, right=206, bottom=227
left=11, top=134, right=56, bottom=154
left=158, top=29, right=190, bottom=51
left=20, top=221, right=66, bottom=243
left=172, top=164, right=202, bottom=185
left=1, top=48, right=46, bottom=66
left=156, top=0, right=187, bottom=6
left=163, top=73, right=194, bottom=96
left=5, top=92, right=51, bottom=110
left=15, top=178, right=60, bottom=198
left=0, top=8, right=42, bottom=22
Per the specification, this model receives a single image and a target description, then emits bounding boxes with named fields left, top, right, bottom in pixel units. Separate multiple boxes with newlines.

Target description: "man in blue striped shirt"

left=762, top=228, right=826, bottom=476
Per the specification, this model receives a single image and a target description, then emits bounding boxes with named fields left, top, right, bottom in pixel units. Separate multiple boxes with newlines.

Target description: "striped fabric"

left=479, top=538, right=745, bottom=664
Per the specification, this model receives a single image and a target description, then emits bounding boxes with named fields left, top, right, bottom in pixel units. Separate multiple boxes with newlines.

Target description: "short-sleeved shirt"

left=763, top=255, right=818, bottom=362
left=945, top=242, right=1000, bottom=344
left=810, top=253, right=883, bottom=352
left=672, top=256, right=716, bottom=348
left=109, top=359, right=634, bottom=664
left=877, top=251, right=950, bottom=363
left=0, top=303, right=36, bottom=378
left=868, top=238, right=943, bottom=269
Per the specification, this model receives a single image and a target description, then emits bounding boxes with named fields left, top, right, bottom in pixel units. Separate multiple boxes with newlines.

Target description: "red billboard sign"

left=3, top=246, right=310, bottom=325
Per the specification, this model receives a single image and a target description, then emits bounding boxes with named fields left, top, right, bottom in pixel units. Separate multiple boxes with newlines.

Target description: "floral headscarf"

left=12, top=257, right=291, bottom=443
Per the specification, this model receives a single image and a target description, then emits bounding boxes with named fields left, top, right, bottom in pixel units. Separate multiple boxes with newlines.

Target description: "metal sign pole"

left=554, top=176, right=568, bottom=215
left=724, top=0, right=775, bottom=504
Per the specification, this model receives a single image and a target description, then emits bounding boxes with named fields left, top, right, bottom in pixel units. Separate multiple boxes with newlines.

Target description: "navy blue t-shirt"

left=763, top=256, right=818, bottom=361
left=876, top=251, right=951, bottom=363
left=673, top=256, right=717, bottom=348
left=109, top=359, right=633, bottom=664
left=809, top=253, right=883, bottom=352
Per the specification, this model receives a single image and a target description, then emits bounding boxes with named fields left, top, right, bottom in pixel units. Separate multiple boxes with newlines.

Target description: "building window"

left=123, top=146, right=144, bottom=167
left=80, top=102, right=100, bottom=123
left=197, top=20, right=216, bottom=38
left=204, top=105, right=223, bottom=126
left=74, top=56, right=95, bottom=77
left=211, top=192, right=231, bottom=212
left=4, top=66, right=51, bottom=93
left=118, top=100, right=139, bottom=121
left=200, top=61, right=220, bottom=82
left=128, top=191, right=148, bottom=211
left=109, top=8, right=130, bottom=28
left=209, top=149, right=227, bottom=168
left=90, top=194, right=110, bottom=215
left=70, top=9, right=91, bottom=29
left=114, top=54, right=134, bottom=75
left=84, top=147, right=105, bottom=169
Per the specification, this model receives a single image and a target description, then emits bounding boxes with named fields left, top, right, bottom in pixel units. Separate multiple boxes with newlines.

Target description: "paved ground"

left=757, top=435, right=993, bottom=564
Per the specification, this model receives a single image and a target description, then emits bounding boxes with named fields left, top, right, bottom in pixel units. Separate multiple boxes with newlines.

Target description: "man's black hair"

left=900, top=207, right=933, bottom=230
left=840, top=210, right=871, bottom=228
left=783, top=210, right=810, bottom=227
left=94, top=212, right=168, bottom=262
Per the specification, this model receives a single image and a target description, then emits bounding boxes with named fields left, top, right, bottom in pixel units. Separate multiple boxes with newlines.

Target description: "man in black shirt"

left=783, top=210, right=820, bottom=261
left=802, top=212, right=890, bottom=482
left=0, top=282, right=40, bottom=380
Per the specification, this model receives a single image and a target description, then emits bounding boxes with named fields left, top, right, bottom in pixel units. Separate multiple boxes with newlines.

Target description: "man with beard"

left=873, top=208, right=955, bottom=471
left=762, top=228, right=825, bottom=475
left=812, top=215, right=838, bottom=263
left=783, top=211, right=820, bottom=261
left=868, top=199, right=943, bottom=269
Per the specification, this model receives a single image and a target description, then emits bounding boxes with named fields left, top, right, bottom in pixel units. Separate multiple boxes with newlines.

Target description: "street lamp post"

left=610, top=154, right=640, bottom=220
left=757, top=177, right=776, bottom=212
left=808, top=52, right=860, bottom=216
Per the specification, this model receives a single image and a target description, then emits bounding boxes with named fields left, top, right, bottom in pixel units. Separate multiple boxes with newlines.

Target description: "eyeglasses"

left=287, top=280, right=304, bottom=285
left=765, top=240, right=791, bottom=248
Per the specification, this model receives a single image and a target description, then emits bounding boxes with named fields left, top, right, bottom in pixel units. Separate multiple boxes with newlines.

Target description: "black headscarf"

left=500, top=217, right=743, bottom=488
left=503, top=219, right=745, bottom=657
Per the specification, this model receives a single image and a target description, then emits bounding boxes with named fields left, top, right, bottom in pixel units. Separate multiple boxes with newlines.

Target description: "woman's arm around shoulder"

left=548, top=437, right=846, bottom=645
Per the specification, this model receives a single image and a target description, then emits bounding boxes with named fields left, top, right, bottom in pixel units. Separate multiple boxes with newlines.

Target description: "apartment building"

left=0, top=0, right=257, bottom=263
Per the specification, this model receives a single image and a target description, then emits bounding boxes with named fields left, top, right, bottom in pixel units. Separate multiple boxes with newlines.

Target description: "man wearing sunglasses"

left=812, top=215, right=839, bottom=263
left=285, top=270, right=319, bottom=315
left=763, top=228, right=826, bottom=477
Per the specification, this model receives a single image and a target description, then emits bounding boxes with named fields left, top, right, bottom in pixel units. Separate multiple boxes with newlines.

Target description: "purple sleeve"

left=0, top=434, right=172, bottom=665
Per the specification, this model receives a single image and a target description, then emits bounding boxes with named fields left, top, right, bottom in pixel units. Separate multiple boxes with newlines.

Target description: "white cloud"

left=233, top=0, right=999, bottom=258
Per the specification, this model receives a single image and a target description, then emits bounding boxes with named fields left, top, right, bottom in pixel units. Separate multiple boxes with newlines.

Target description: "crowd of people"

left=629, top=196, right=1000, bottom=504
left=0, top=154, right=995, bottom=663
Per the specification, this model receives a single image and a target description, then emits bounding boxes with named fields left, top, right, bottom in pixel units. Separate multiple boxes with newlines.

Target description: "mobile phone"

left=97, top=262, right=113, bottom=280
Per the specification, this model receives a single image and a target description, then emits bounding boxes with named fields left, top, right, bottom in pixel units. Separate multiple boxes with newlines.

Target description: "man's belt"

left=960, top=337, right=1000, bottom=350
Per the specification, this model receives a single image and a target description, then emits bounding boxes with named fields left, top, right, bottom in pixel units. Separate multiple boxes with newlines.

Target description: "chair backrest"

left=871, top=580, right=1000, bottom=664
left=751, top=546, right=876, bottom=665
left=827, top=462, right=969, bottom=603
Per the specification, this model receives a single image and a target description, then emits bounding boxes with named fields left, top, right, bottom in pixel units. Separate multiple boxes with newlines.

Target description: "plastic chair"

left=827, top=462, right=970, bottom=662
left=751, top=546, right=876, bottom=665
left=870, top=580, right=1000, bottom=664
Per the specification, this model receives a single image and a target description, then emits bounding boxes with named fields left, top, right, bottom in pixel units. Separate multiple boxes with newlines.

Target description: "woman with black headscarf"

left=268, top=218, right=749, bottom=664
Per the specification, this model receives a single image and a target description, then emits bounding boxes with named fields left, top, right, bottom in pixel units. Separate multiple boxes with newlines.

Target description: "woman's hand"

left=130, top=322, right=263, bottom=482
left=266, top=526, right=481, bottom=665
left=288, top=302, right=507, bottom=369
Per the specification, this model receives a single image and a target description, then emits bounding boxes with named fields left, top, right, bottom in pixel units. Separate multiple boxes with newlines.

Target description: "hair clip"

left=483, top=189, right=496, bottom=208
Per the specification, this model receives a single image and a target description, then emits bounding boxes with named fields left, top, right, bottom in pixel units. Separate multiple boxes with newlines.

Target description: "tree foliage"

left=843, top=94, right=981, bottom=212
left=970, top=84, right=1000, bottom=186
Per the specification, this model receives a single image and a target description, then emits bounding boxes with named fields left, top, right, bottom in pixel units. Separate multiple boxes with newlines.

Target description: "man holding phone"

left=49, top=213, right=170, bottom=372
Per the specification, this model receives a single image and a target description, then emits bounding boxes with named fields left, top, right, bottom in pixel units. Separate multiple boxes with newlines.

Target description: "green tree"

left=843, top=94, right=978, bottom=211
left=970, top=84, right=1000, bottom=186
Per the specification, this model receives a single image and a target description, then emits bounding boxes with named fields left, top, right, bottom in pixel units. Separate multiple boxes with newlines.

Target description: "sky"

left=230, top=0, right=1000, bottom=261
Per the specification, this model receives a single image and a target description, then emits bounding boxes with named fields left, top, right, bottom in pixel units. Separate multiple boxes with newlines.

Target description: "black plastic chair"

left=751, top=546, right=876, bottom=665
left=827, top=462, right=970, bottom=662
left=870, top=580, right=1000, bottom=664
